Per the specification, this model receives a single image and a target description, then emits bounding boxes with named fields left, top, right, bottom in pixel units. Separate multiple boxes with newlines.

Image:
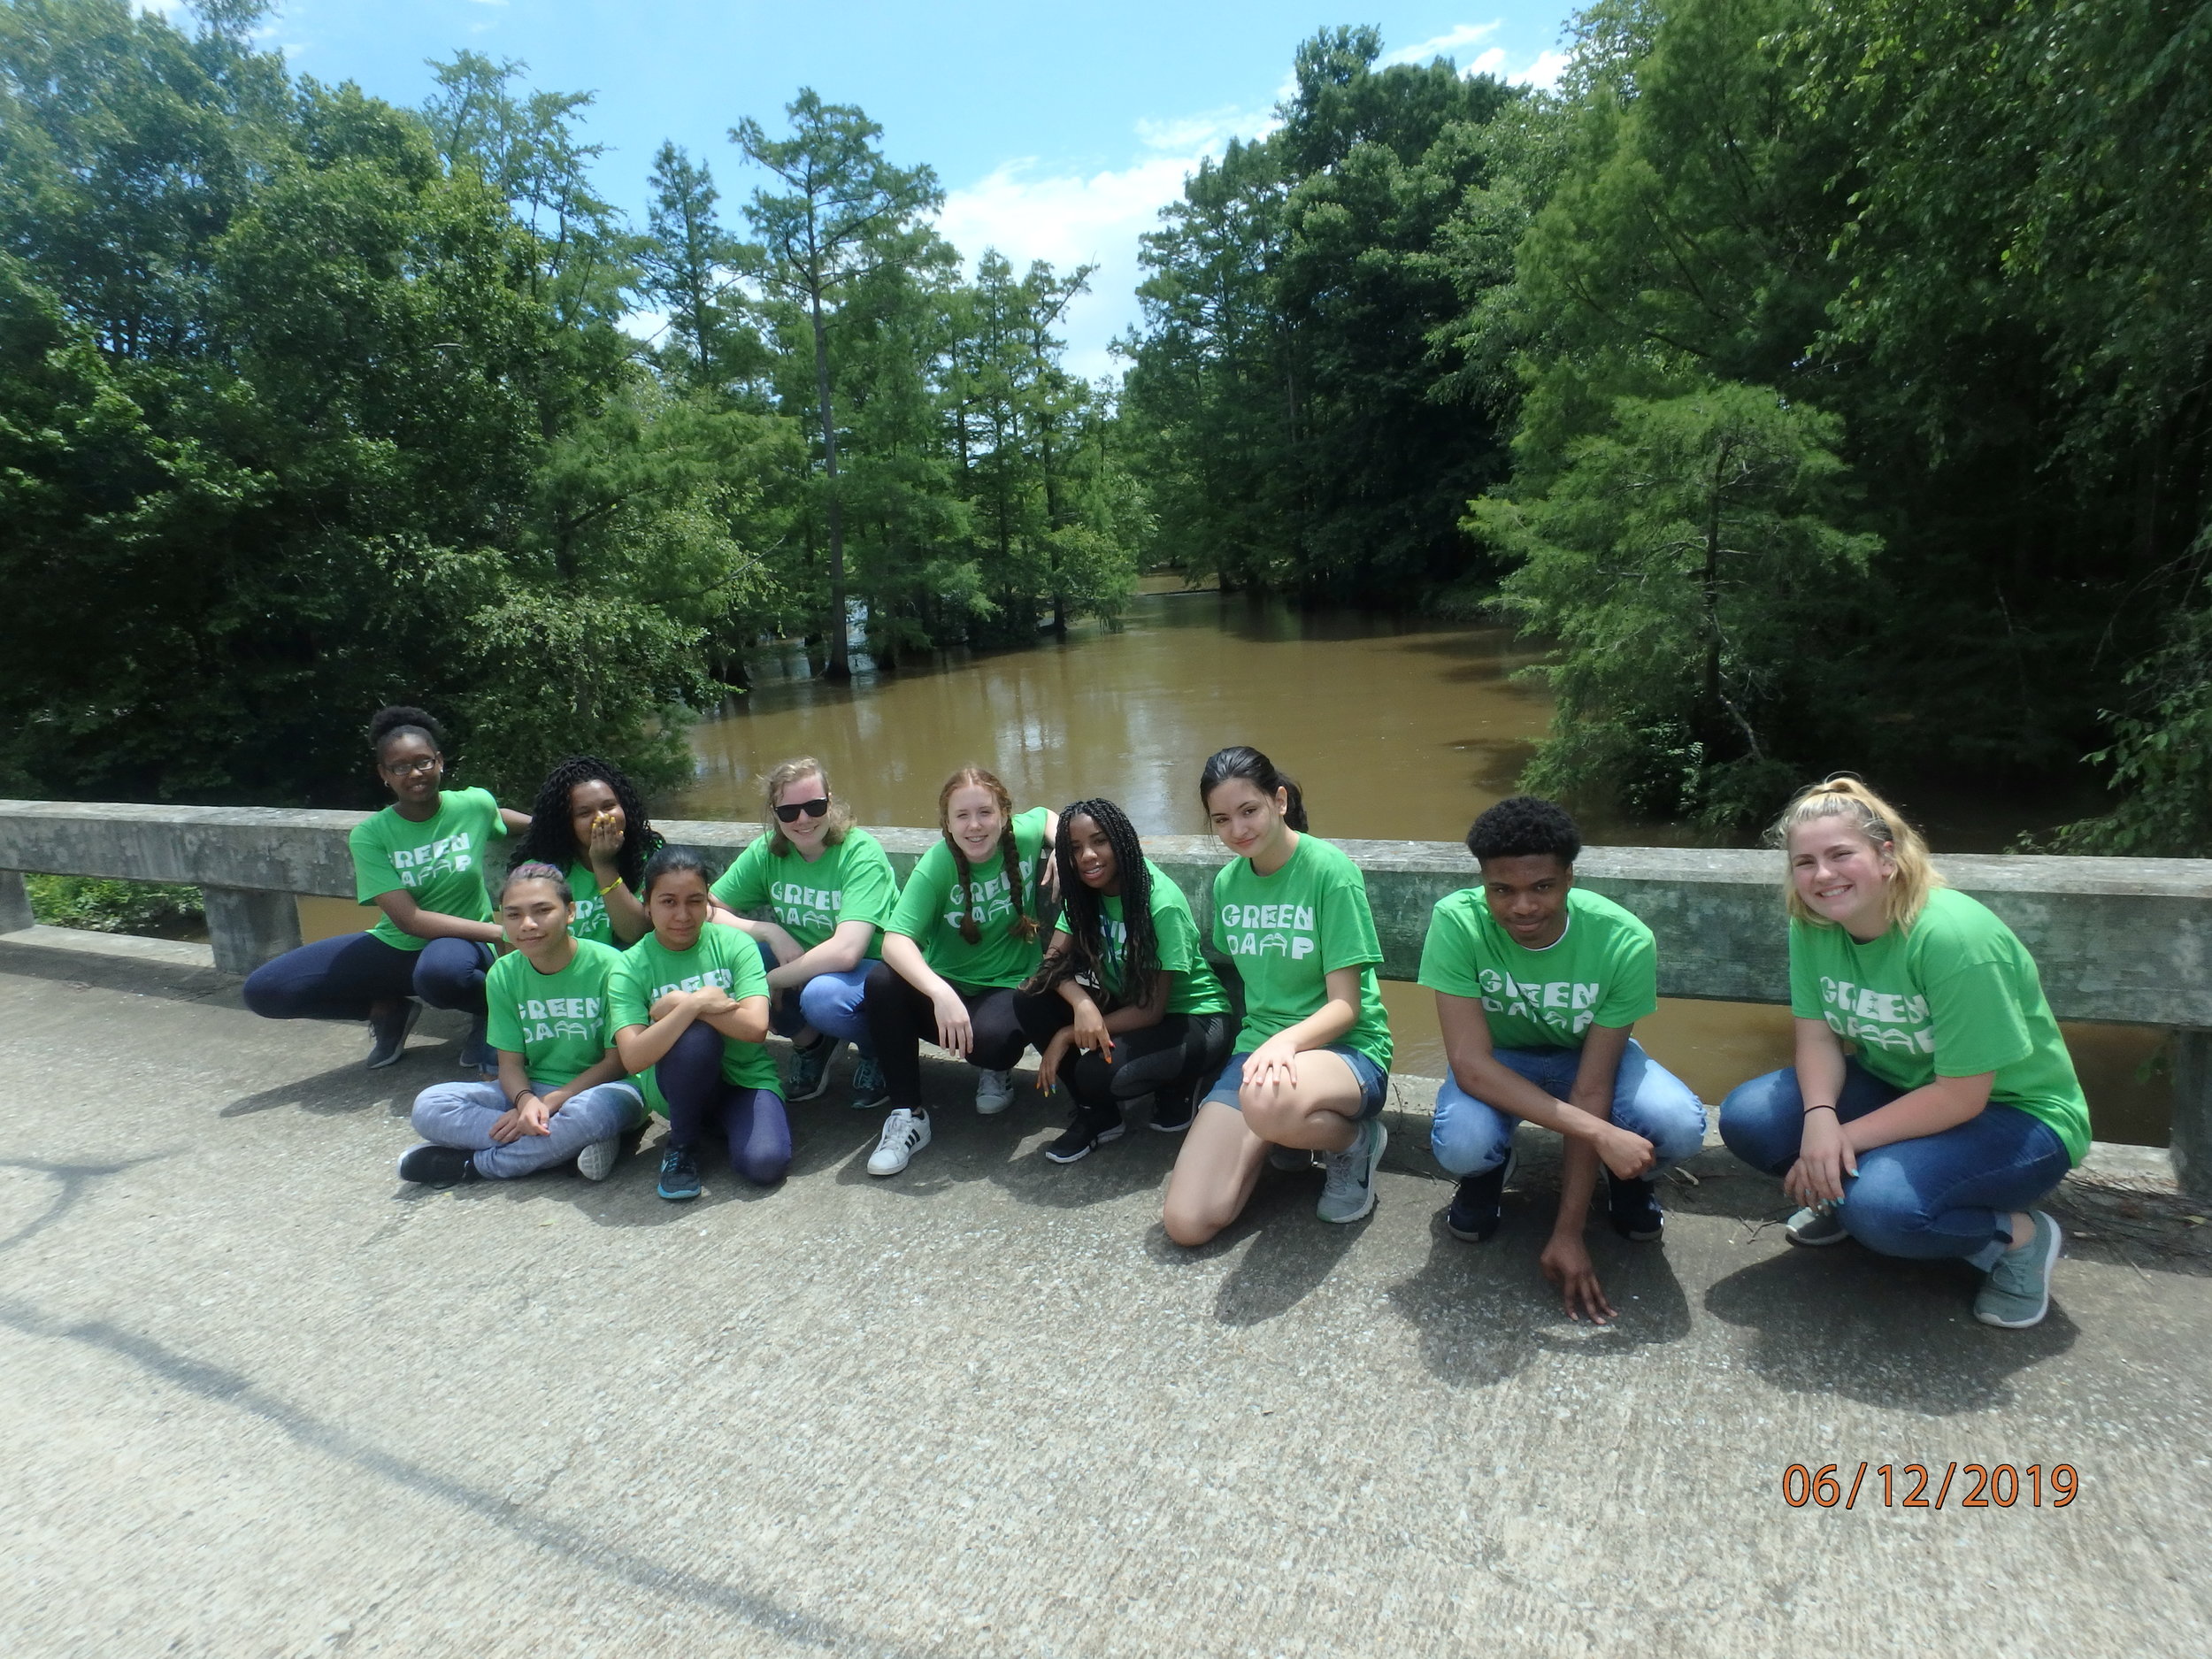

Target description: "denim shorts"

left=1202, top=1044, right=1389, bottom=1122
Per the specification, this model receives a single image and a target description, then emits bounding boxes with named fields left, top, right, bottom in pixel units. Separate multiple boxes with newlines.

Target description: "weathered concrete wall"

left=6, top=800, right=2212, bottom=1024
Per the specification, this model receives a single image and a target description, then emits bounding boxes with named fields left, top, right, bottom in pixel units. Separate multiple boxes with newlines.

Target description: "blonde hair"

left=763, top=757, right=853, bottom=856
left=1770, top=775, right=1943, bottom=933
left=937, top=765, right=1040, bottom=946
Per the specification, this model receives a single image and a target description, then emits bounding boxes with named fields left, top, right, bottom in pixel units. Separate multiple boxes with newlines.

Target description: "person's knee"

left=796, top=973, right=854, bottom=1034
left=241, top=962, right=296, bottom=1018
left=734, top=1146, right=791, bottom=1185
left=1718, top=1070, right=1798, bottom=1168
left=1163, top=1193, right=1227, bottom=1248
left=1240, top=1090, right=1294, bottom=1142
left=413, top=940, right=483, bottom=1009
left=1627, top=1080, right=1709, bottom=1167
left=1837, top=1166, right=1928, bottom=1256
left=409, top=1082, right=460, bottom=1135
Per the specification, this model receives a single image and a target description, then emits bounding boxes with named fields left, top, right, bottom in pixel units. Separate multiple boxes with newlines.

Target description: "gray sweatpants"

left=410, top=1079, right=645, bottom=1179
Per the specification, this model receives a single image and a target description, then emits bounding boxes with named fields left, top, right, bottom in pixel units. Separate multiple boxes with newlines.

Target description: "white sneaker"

left=868, top=1109, right=931, bottom=1176
left=575, top=1137, right=620, bottom=1181
left=974, top=1069, right=1017, bottom=1116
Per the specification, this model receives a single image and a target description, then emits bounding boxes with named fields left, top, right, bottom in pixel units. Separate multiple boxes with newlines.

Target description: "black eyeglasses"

left=774, top=797, right=831, bottom=823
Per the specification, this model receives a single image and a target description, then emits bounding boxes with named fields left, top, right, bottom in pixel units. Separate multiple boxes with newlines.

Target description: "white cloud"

left=1379, top=20, right=1502, bottom=69
left=1466, top=46, right=1509, bottom=77
left=1512, top=49, right=1570, bottom=90
left=936, top=109, right=1274, bottom=382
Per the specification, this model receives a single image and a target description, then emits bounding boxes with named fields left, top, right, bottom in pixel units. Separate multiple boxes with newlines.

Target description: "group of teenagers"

left=242, top=705, right=2093, bottom=1331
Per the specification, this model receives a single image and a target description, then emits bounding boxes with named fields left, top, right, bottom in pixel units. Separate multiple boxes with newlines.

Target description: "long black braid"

left=515, top=756, right=664, bottom=891
left=1026, top=798, right=1159, bottom=1010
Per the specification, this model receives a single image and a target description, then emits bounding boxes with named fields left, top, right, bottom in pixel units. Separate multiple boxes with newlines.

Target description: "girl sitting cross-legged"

left=397, top=863, right=646, bottom=1187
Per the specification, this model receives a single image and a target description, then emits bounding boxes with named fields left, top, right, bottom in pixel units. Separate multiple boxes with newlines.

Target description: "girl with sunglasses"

left=242, top=706, right=530, bottom=1074
left=1012, top=796, right=1233, bottom=1163
left=709, top=757, right=899, bottom=1108
left=862, top=766, right=1058, bottom=1176
left=511, top=755, right=662, bottom=949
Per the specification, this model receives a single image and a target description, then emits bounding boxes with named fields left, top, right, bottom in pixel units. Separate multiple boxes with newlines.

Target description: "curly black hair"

left=1025, top=798, right=1160, bottom=1010
left=369, top=705, right=444, bottom=757
left=515, top=756, right=664, bottom=891
left=1466, top=795, right=1582, bottom=866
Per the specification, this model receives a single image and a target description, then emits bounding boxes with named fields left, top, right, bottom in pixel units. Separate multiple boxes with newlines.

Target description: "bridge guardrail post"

left=202, top=885, right=302, bottom=976
left=2170, top=1031, right=2212, bottom=1200
left=0, top=870, right=31, bottom=933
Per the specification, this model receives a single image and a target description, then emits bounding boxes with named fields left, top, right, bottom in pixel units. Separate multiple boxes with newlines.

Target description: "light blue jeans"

left=1430, top=1040, right=1707, bottom=1180
left=410, top=1079, right=646, bottom=1179
left=753, top=941, right=873, bottom=1052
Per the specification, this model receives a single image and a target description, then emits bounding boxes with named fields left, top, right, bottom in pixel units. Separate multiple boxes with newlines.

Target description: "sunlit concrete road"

left=4, top=930, right=2210, bottom=1658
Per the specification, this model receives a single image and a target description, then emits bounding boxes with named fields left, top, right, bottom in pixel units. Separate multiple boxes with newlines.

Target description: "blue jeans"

left=1719, top=1060, right=2070, bottom=1269
left=1202, top=1045, right=1390, bottom=1122
left=752, top=941, right=874, bottom=1054
left=243, top=931, right=493, bottom=1020
left=1430, top=1040, right=1707, bottom=1180
left=410, top=1079, right=645, bottom=1179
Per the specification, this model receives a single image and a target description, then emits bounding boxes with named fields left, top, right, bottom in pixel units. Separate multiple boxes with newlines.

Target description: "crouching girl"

left=611, top=848, right=788, bottom=1202
left=399, top=863, right=645, bottom=1187
left=1718, top=778, right=2090, bottom=1329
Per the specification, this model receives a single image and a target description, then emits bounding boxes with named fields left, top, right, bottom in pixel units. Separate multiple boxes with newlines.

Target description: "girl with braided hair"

left=862, top=767, right=1059, bottom=1176
left=512, top=756, right=663, bottom=949
left=243, top=706, right=531, bottom=1075
left=1010, top=798, right=1233, bottom=1164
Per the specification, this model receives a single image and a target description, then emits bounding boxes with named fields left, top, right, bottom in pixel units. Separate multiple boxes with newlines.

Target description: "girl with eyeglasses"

left=242, top=706, right=531, bottom=1074
left=510, top=756, right=663, bottom=949
left=861, top=765, right=1058, bottom=1176
left=708, top=757, right=900, bottom=1108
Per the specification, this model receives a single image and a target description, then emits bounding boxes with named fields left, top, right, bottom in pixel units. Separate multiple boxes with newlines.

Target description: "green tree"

left=733, top=90, right=941, bottom=680
left=1472, top=380, right=1878, bottom=825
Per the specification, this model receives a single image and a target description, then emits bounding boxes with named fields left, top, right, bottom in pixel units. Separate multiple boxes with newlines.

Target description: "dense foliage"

left=0, top=0, right=1135, bottom=808
left=1123, top=6, right=2212, bottom=844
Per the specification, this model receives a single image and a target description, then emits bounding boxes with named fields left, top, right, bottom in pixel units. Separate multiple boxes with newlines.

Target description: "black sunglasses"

left=774, top=796, right=831, bottom=823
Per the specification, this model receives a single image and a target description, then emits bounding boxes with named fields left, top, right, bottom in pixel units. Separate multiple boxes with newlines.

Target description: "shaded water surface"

left=672, top=593, right=2169, bottom=1145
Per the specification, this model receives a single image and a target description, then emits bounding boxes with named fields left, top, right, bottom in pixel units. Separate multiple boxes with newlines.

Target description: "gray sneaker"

left=575, top=1137, right=621, bottom=1182
left=1974, top=1211, right=2063, bottom=1329
left=849, top=1055, right=891, bottom=1110
left=458, top=1013, right=498, bottom=1076
left=1317, top=1119, right=1386, bottom=1224
left=1786, top=1204, right=1847, bottom=1246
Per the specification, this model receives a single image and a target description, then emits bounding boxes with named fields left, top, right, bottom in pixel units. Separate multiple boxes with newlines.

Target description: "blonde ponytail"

left=1769, top=775, right=1942, bottom=932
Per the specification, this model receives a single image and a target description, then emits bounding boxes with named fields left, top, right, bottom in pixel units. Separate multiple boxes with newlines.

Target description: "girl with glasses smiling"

left=242, top=706, right=532, bottom=1073
left=708, top=757, right=900, bottom=1109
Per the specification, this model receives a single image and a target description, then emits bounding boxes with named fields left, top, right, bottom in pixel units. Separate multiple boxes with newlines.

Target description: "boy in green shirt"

left=1422, top=796, right=1705, bottom=1323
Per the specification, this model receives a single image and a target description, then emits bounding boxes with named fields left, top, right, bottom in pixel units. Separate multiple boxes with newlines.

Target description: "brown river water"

left=661, top=586, right=2170, bottom=1145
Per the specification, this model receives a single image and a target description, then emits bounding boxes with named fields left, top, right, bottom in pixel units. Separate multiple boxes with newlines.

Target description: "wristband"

left=598, top=878, right=623, bottom=896
left=1802, top=1103, right=1839, bottom=1117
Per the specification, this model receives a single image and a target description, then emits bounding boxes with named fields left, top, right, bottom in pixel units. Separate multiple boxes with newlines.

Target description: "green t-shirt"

left=1787, top=887, right=2091, bottom=1165
left=1212, top=834, right=1393, bottom=1071
left=609, top=921, right=780, bottom=1096
left=562, top=860, right=639, bottom=949
left=1417, top=887, right=1657, bottom=1051
left=710, top=828, right=899, bottom=959
left=485, top=937, right=630, bottom=1094
left=349, top=788, right=507, bottom=952
left=1052, top=857, right=1231, bottom=1018
left=887, top=806, right=1052, bottom=989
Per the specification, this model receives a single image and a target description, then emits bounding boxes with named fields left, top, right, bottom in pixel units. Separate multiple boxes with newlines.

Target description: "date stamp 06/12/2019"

left=1781, top=1463, right=2079, bottom=1510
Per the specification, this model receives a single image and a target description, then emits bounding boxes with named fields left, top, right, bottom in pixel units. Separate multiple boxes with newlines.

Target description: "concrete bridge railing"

left=5, top=799, right=2212, bottom=1191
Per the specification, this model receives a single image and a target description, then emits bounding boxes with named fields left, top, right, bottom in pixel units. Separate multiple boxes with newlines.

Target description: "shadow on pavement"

left=220, top=1060, right=421, bottom=1119
left=1702, top=1245, right=2078, bottom=1412
left=0, top=939, right=231, bottom=1004
left=1386, top=1209, right=1694, bottom=1388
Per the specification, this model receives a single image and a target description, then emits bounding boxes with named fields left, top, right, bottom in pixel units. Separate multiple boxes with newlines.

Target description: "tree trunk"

left=810, top=288, right=850, bottom=680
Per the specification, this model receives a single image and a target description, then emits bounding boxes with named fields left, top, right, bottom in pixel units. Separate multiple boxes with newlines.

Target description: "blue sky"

left=165, top=2, right=1578, bottom=376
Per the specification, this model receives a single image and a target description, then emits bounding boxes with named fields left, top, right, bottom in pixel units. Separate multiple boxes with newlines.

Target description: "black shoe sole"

left=1046, top=1123, right=1125, bottom=1164
left=397, top=1144, right=475, bottom=1187
left=1445, top=1213, right=1502, bottom=1243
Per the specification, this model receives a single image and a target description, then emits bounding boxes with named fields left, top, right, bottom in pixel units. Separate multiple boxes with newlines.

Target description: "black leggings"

left=1011, top=989, right=1233, bottom=1118
left=862, top=960, right=1029, bottom=1110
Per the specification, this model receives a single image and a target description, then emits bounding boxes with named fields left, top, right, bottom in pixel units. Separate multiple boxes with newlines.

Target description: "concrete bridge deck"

left=4, top=928, right=2210, bottom=1657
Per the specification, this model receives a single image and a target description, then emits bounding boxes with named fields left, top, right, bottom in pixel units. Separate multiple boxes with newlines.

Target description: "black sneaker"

left=396, top=1143, right=478, bottom=1187
left=1445, top=1148, right=1516, bottom=1242
left=1606, top=1171, right=1664, bottom=1241
left=1045, top=1105, right=1125, bottom=1164
left=1151, top=1077, right=1202, bottom=1134
left=657, top=1145, right=703, bottom=1202
left=366, top=1000, right=422, bottom=1070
